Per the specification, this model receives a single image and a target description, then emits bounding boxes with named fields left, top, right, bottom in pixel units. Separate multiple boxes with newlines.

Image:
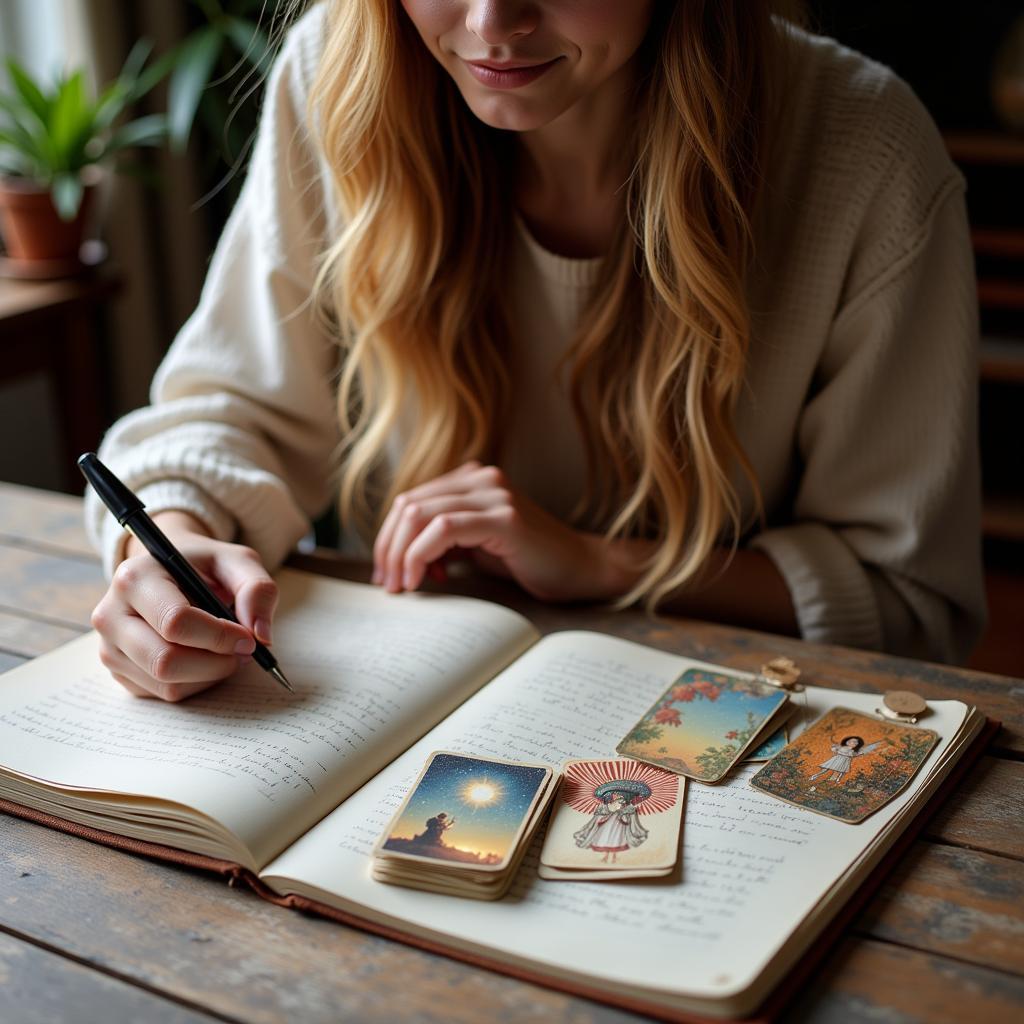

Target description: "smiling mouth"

left=463, top=57, right=561, bottom=89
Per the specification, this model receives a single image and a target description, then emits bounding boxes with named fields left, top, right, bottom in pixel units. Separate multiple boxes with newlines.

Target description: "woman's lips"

left=463, top=57, right=561, bottom=90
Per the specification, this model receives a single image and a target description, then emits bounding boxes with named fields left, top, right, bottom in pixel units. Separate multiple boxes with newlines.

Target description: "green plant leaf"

left=49, top=71, right=90, bottom=170
left=100, top=113, right=169, bottom=158
left=0, top=94, right=53, bottom=173
left=5, top=58, right=52, bottom=128
left=92, top=79, right=131, bottom=133
left=51, top=171, right=83, bottom=220
left=223, top=16, right=272, bottom=70
left=118, top=38, right=154, bottom=86
left=125, top=45, right=180, bottom=105
left=167, top=26, right=222, bottom=151
left=0, top=128, right=35, bottom=175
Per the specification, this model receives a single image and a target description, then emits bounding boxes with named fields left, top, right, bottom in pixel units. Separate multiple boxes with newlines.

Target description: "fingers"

left=203, top=544, right=279, bottom=645
left=93, top=536, right=277, bottom=702
left=373, top=463, right=510, bottom=588
left=97, top=628, right=238, bottom=703
left=379, top=488, right=512, bottom=592
left=373, top=462, right=494, bottom=582
left=111, top=558, right=255, bottom=656
left=401, top=508, right=516, bottom=591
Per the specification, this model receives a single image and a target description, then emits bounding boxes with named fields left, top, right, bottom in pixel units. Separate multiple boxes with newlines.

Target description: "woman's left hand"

left=372, top=461, right=632, bottom=601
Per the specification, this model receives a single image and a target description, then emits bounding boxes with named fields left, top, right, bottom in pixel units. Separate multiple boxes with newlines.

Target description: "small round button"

left=883, top=690, right=927, bottom=717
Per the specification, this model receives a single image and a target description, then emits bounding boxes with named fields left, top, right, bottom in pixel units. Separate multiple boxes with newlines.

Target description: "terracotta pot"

left=0, top=170, right=99, bottom=268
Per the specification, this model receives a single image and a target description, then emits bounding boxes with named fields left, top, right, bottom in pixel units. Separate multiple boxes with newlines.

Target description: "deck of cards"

left=539, top=759, right=685, bottom=881
left=373, top=751, right=556, bottom=900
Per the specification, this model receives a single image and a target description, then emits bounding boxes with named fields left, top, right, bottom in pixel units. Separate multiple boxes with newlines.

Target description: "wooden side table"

left=0, top=269, right=121, bottom=492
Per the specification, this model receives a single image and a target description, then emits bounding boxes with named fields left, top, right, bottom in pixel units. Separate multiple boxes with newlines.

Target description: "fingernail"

left=403, top=569, right=415, bottom=589
left=235, top=637, right=255, bottom=655
left=386, top=571, right=399, bottom=592
left=255, top=618, right=272, bottom=645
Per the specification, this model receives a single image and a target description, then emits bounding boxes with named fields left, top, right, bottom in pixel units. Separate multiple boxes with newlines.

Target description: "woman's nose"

left=464, top=0, right=539, bottom=45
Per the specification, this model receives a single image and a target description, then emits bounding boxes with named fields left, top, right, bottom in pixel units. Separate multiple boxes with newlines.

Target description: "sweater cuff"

left=749, top=522, right=884, bottom=651
left=91, top=480, right=237, bottom=579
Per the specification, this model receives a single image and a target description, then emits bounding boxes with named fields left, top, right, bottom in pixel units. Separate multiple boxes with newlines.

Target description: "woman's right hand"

left=90, top=511, right=279, bottom=702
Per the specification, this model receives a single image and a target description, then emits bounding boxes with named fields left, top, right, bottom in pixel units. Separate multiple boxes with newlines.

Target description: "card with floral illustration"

left=748, top=707, right=939, bottom=824
left=539, top=759, right=684, bottom=877
left=616, top=669, right=790, bottom=782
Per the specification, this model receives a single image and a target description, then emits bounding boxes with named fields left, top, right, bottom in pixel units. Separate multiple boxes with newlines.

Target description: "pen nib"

left=270, top=667, right=295, bottom=693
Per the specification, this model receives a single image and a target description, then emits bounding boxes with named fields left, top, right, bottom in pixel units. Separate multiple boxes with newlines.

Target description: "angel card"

left=540, top=759, right=684, bottom=878
left=616, top=668, right=790, bottom=782
left=376, top=752, right=551, bottom=872
left=749, top=708, right=939, bottom=823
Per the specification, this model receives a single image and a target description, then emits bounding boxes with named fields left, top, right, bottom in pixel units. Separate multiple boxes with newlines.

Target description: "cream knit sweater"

left=87, top=6, right=986, bottom=663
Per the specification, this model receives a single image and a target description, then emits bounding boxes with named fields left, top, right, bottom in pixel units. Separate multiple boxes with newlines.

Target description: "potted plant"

left=0, top=43, right=173, bottom=277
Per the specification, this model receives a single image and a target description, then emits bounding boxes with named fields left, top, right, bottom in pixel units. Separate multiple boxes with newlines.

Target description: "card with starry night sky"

left=377, top=751, right=552, bottom=872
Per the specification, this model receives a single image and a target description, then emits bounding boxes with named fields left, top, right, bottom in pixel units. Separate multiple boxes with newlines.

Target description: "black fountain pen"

left=78, top=453, right=294, bottom=693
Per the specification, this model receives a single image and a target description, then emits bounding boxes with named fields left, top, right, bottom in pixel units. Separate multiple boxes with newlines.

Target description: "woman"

left=573, top=784, right=650, bottom=864
left=808, top=735, right=881, bottom=787
left=86, top=0, right=985, bottom=702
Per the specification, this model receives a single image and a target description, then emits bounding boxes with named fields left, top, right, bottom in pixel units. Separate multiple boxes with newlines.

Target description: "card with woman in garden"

left=749, top=707, right=939, bottom=823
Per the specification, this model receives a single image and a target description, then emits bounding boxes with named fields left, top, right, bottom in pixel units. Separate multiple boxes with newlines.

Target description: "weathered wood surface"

left=854, top=843, right=1024, bottom=974
left=0, top=818, right=635, bottom=1024
left=924, top=756, right=1024, bottom=860
left=0, top=931, right=216, bottom=1024
left=0, top=481, right=94, bottom=558
left=788, top=938, right=1024, bottom=1024
left=0, top=608, right=86, bottom=659
left=0, top=546, right=104, bottom=627
left=0, top=488, right=1021, bottom=1024
left=3, top=815, right=1022, bottom=1024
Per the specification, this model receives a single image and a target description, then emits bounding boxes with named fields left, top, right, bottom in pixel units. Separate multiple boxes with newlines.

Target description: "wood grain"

left=0, top=608, right=85, bottom=658
left=788, top=936, right=1024, bottom=1023
left=0, top=931, right=216, bottom=1024
left=3, top=811, right=1024, bottom=1024
left=856, top=843, right=1024, bottom=974
left=0, top=545, right=104, bottom=628
left=0, top=482, right=94, bottom=557
left=0, top=817, right=635, bottom=1024
left=925, top=757, right=1024, bottom=860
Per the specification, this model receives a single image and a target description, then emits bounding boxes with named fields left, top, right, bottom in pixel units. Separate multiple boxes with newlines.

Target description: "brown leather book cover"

left=0, top=717, right=999, bottom=1024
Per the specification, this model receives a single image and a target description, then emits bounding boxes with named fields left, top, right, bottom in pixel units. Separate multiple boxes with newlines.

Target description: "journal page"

left=0, top=570, right=537, bottom=869
left=262, top=630, right=969, bottom=1010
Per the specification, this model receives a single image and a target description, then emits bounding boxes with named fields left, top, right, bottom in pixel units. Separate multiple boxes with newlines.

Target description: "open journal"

left=0, top=569, right=990, bottom=1021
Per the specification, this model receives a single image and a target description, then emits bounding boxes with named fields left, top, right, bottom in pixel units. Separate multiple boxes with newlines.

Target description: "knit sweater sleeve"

left=750, top=165, right=986, bottom=664
left=85, top=7, right=340, bottom=578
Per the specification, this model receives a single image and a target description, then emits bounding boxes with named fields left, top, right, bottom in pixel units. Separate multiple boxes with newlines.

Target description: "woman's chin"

left=459, top=93, right=566, bottom=133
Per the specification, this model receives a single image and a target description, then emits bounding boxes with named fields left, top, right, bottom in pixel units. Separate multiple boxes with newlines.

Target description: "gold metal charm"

left=876, top=690, right=929, bottom=724
left=757, top=657, right=803, bottom=692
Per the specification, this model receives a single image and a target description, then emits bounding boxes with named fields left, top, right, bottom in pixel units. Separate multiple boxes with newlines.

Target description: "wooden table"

left=1, top=481, right=1022, bottom=1024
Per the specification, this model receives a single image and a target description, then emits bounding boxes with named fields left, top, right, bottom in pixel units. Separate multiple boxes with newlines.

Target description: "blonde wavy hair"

left=306, top=0, right=799, bottom=608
